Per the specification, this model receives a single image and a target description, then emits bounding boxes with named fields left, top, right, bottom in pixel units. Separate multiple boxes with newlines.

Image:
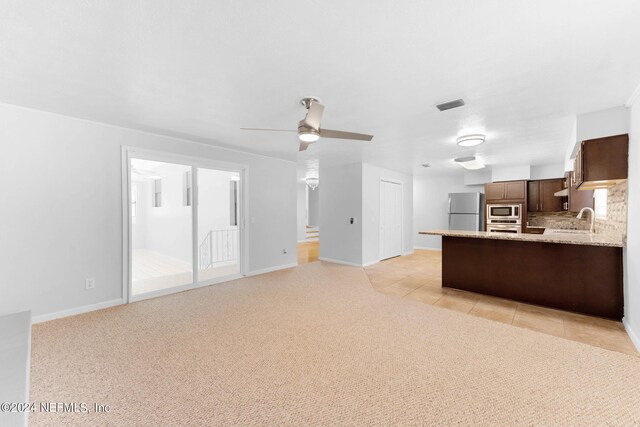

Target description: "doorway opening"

left=297, top=176, right=319, bottom=264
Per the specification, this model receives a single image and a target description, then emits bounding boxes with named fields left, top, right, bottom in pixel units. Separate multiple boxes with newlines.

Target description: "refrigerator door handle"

left=448, top=197, right=452, bottom=214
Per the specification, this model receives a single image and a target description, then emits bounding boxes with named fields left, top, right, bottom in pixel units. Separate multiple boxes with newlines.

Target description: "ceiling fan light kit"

left=240, top=96, right=374, bottom=152
left=298, top=127, right=320, bottom=143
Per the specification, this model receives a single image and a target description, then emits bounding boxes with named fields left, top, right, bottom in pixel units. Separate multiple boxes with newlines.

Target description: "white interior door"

left=380, top=180, right=402, bottom=260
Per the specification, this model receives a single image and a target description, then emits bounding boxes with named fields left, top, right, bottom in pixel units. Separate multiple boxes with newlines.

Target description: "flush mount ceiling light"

left=306, top=177, right=319, bottom=190
left=456, top=134, right=485, bottom=147
left=454, top=156, right=485, bottom=170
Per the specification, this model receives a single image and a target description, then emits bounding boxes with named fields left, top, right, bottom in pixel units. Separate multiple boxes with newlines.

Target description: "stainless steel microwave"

left=487, top=204, right=521, bottom=221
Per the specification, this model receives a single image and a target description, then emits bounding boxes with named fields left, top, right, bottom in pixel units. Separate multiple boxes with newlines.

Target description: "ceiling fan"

left=240, top=97, right=374, bottom=151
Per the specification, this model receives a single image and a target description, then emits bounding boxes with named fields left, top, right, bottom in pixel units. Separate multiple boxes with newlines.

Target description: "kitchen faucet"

left=577, top=207, right=596, bottom=233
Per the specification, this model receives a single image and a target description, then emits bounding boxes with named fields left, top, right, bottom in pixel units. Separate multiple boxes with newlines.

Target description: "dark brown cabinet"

left=528, top=179, right=564, bottom=212
left=527, top=181, right=539, bottom=212
left=574, top=134, right=628, bottom=189
left=567, top=172, right=594, bottom=212
left=485, top=180, right=526, bottom=202
left=485, top=183, right=505, bottom=201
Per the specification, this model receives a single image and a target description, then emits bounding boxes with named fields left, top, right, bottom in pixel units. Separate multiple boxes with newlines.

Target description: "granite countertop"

left=419, top=229, right=625, bottom=248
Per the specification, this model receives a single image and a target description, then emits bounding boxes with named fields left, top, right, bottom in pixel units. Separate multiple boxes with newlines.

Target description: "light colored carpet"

left=31, top=262, right=640, bottom=426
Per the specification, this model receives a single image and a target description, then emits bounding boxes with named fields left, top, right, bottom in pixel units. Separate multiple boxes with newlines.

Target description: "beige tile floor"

left=366, top=249, right=639, bottom=356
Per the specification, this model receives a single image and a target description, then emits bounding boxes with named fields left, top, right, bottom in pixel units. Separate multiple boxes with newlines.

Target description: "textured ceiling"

left=1, top=0, right=640, bottom=176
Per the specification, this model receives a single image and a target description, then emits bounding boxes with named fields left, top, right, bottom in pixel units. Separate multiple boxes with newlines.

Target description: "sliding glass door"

left=128, top=153, right=243, bottom=301
left=197, top=167, right=241, bottom=282
left=130, top=159, right=193, bottom=296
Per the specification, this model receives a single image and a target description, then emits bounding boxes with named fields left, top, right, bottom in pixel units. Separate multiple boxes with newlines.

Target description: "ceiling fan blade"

left=302, top=102, right=324, bottom=130
left=240, top=128, right=297, bottom=132
left=319, top=129, right=374, bottom=141
left=299, top=141, right=311, bottom=152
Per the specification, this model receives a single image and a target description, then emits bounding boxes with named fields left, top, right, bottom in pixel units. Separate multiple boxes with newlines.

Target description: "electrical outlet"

left=85, top=278, right=95, bottom=290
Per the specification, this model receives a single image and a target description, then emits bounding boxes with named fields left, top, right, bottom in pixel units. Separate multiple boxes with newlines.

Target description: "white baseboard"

left=318, top=257, right=363, bottom=268
left=414, top=246, right=442, bottom=251
left=363, top=260, right=378, bottom=267
left=623, top=319, right=640, bottom=352
left=32, top=298, right=124, bottom=324
left=246, top=262, right=298, bottom=277
left=402, top=250, right=415, bottom=256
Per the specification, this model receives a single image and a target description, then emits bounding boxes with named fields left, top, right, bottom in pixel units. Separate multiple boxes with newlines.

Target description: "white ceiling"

left=2, top=1, right=640, bottom=177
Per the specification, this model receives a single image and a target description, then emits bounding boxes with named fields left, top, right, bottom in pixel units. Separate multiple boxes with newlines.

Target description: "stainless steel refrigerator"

left=448, top=192, right=484, bottom=231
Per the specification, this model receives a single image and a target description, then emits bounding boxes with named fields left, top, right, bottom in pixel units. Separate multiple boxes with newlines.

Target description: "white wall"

left=296, top=182, right=307, bottom=242
left=464, top=170, right=492, bottom=186
left=319, top=163, right=363, bottom=265
left=492, top=165, right=532, bottom=182
left=0, top=103, right=297, bottom=318
left=414, top=173, right=484, bottom=250
left=319, top=163, right=413, bottom=266
left=308, top=186, right=320, bottom=226
left=140, top=163, right=192, bottom=263
left=625, top=100, right=640, bottom=350
left=530, top=163, right=565, bottom=180
left=465, top=164, right=563, bottom=185
left=361, top=163, right=413, bottom=266
left=566, top=106, right=630, bottom=165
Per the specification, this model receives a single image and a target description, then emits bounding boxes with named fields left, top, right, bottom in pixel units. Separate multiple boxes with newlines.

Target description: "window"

left=153, top=179, right=162, bottom=207
left=131, top=184, right=138, bottom=218
left=183, top=170, right=192, bottom=206
left=594, top=188, right=607, bottom=219
left=230, top=180, right=238, bottom=226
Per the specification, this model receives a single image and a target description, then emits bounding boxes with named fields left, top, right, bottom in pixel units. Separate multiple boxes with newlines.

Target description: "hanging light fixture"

left=306, top=177, right=319, bottom=190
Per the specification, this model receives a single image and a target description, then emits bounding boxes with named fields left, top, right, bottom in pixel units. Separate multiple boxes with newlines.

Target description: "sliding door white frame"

left=121, top=146, right=249, bottom=303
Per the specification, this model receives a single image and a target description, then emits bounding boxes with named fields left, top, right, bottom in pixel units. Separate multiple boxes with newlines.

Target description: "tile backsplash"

left=595, top=181, right=627, bottom=235
left=528, top=211, right=591, bottom=230
left=527, top=181, right=627, bottom=235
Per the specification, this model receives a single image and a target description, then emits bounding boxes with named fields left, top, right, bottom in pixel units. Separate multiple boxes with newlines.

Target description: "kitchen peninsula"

left=420, top=230, right=624, bottom=319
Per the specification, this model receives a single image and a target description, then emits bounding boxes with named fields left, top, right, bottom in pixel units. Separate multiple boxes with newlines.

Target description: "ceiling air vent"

left=436, top=99, right=465, bottom=111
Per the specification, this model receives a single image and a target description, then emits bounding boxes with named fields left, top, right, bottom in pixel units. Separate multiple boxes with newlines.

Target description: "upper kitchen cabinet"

left=567, top=172, right=594, bottom=212
left=528, top=179, right=564, bottom=212
left=574, top=134, right=628, bottom=190
left=485, top=180, right=526, bottom=202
